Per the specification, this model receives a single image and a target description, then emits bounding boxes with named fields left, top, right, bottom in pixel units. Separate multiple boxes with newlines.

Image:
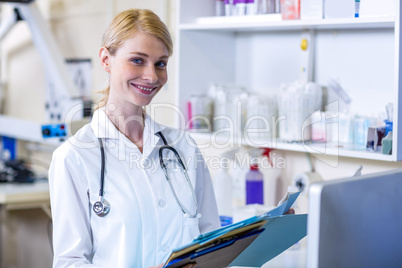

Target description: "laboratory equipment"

left=187, top=94, right=213, bottom=131
left=41, top=123, right=67, bottom=139
left=277, top=81, right=322, bottom=142
left=0, top=0, right=85, bottom=144
left=245, top=93, right=277, bottom=142
left=211, top=84, right=248, bottom=135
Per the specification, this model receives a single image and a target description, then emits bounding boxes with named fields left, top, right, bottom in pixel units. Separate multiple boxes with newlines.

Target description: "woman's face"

left=100, top=31, right=169, bottom=108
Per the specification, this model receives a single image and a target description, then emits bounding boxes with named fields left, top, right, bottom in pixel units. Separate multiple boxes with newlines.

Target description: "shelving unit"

left=180, top=15, right=395, bottom=31
left=189, top=132, right=394, bottom=162
left=175, top=0, right=402, bottom=161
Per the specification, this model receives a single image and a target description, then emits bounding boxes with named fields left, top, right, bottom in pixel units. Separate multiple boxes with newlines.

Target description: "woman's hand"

left=285, top=208, right=295, bottom=215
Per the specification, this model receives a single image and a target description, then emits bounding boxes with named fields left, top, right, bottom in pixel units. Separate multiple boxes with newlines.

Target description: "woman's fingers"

left=285, top=208, right=295, bottom=215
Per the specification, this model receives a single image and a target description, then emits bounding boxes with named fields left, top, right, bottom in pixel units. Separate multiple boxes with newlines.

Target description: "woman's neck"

left=104, top=103, right=145, bottom=153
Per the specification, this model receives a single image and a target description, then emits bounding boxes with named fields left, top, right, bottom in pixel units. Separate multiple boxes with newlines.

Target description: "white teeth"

left=137, top=85, right=154, bottom=91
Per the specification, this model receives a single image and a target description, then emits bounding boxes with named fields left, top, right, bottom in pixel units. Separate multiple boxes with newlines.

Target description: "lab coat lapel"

left=91, top=108, right=120, bottom=140
left=143, top=113, right=166, bottom=158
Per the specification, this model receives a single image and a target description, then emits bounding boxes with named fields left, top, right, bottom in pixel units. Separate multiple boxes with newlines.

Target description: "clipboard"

left=163, top=191, right=307, bottom=268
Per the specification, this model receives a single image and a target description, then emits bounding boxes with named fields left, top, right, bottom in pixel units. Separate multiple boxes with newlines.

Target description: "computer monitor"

left=307, top=168, right=402, bottom=268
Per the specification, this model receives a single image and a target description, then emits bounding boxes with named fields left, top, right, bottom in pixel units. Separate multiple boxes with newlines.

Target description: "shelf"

left=177, top=0, right=401, bottom=162
left=180, top=15, right=395, bottom=32
left=189, top=132, right=394, bottom=162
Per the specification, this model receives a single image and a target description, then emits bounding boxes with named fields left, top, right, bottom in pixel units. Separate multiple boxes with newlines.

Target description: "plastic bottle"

left=216, top=0, right=225, bottom=16
left=246, top=164, right=264, bottom=205
left=213, top=167, right=233, bottom=226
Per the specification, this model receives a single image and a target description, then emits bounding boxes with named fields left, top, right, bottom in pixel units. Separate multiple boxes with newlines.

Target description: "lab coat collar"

left=90, top=108, right=166, bottom=146
left=91, top=108, right=119, bottom=139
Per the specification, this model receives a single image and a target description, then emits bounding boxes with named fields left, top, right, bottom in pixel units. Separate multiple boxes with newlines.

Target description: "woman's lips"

left=132, top=83, right=158, bottom=95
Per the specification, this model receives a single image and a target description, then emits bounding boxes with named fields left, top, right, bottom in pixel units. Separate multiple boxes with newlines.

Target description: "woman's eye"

left=156, top=61, right=167, bottom=69
left=132, top=58, right=143, bottom=64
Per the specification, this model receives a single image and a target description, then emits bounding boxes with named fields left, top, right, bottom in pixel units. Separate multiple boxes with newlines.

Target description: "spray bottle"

left=246, top=163, right=264, bottom=204
left=244, top=148, right=274, bottom=205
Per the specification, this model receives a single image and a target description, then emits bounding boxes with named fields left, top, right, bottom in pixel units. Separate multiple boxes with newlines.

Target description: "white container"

left=216, top=0, right=225, bottom=16
left=245, top=94, right=277, bottom=142
left=324, top=0, right=356, bottom=19
left=338, top=112, right=354, bottom=148
left=188, top=94, right=213, bottom=131
left=261, top=0, right=276, bottom=14
left=246, top=0, right=257, bottom=15
left=301, top=0, right=323, bottom=20
left=353, top=115, right=370, bottom=150
left=261, top=166, right=281, bottom=207
left=213, top=167, right=233, bottom=223
left=235, top=0, right=247, bottom=16
left=232, top=166, right=248, bottom=207
left=212, top=84, right=248, bottom=134
left=277, top=82, right=322, bottom=142
left=359, top=0, right=396, bottom=18
left=225, top=0, right=235, bottom=16
left=311, top=111, right=326, bottom=142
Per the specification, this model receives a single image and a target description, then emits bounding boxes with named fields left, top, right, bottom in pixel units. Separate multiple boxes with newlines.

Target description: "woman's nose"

left=142, top=65, right=158, bottom=83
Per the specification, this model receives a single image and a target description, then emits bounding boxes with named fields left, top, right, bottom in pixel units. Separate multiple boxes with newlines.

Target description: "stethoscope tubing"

left=157, top=132, right=200, bottom=218
left=98, top=138, right=105, bottom=198
left=94, top=132, right=200, bottom=218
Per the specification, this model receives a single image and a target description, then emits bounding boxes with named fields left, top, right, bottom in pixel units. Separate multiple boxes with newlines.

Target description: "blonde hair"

left=95, top=9, right=173, bottom=110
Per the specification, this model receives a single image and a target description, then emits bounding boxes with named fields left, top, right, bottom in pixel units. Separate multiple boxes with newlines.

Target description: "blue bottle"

left=246, top=164, right=264, bottom=205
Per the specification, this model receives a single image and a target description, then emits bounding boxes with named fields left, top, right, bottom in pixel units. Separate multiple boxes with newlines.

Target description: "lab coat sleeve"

left=194, top=146, right=221, bottom=233
left=49, top=146, right=100, bottom=268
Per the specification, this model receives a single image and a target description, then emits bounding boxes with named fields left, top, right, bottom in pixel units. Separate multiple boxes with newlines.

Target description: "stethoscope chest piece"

left=93, top=198, right=110, bottom=217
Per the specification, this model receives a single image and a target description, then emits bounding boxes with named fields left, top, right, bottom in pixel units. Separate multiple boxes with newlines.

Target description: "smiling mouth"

left=133, top=84, right=158, bottom=92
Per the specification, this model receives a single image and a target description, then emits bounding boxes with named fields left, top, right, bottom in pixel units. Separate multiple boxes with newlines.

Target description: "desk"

left=0, top=180, right=51, bottom=268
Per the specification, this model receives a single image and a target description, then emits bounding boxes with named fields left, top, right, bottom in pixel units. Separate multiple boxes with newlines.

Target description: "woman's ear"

left=99, top=47, right=111, bottom=73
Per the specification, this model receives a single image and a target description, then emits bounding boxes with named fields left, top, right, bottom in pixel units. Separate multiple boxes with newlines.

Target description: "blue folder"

left=163, top=191, right=307, bottom=268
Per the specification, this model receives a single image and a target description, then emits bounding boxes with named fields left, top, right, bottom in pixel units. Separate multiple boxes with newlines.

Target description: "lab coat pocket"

left=182, top=217, right=200, bottom=243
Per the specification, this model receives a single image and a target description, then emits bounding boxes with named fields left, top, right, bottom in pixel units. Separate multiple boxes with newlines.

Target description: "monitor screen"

left=307, top=169, right=402, bottom=268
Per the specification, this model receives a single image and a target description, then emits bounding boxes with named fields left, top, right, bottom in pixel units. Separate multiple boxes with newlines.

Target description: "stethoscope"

left=93, top=131, right=200, bottom=218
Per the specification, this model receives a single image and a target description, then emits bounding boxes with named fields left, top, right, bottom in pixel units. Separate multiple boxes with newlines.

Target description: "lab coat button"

left=158, top=199, right=166, bottom=208
left=161, top=244, right=169, bottom=252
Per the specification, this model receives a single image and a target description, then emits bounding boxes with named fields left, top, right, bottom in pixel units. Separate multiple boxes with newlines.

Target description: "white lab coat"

left=49, top=109, right=220, bottom=268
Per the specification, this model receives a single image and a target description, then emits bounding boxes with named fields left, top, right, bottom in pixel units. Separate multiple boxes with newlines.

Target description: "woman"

left=49, top=9, right=220, bottom=268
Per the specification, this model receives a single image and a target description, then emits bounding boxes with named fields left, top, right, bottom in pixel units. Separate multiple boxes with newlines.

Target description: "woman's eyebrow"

left=129, top=52, right=148, bottom=57
left=130, top=52, right=169, bottom=60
